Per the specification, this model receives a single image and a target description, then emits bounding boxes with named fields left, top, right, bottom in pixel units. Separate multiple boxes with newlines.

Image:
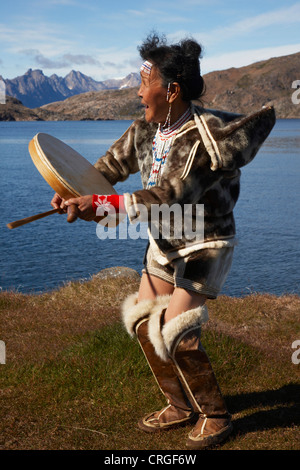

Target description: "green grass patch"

left=1, top=320, right=298, bottom=450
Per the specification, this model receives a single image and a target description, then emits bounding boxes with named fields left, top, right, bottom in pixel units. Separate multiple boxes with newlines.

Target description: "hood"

left=192, top=105, right=276, bottom=171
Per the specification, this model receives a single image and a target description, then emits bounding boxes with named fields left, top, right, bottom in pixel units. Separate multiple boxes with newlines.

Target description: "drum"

left=7, top=133, right=117, bottom=229
left=29, top=132, right=116, bottom=199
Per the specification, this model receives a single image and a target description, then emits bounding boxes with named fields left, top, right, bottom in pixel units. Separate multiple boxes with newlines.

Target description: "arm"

left=93, top=120, right=140, bottom=185
left=64, top=142, right=223, bottom=223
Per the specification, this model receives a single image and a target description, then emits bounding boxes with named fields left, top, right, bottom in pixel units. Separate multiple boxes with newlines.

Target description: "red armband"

left=92, top=194, right=125, bottom=215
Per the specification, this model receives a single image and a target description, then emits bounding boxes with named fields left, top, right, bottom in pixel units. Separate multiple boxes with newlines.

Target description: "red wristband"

left=92, top=194, right=125, bottom=215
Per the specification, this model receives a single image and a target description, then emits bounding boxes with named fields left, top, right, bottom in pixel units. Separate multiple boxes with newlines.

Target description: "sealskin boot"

left=148, top=305, right=232, bottom=449
left=169, top=324, right=232, bottom=449
left=136, top=317, right=197, bottom=432
left=121, top=293, right=197, bottom=432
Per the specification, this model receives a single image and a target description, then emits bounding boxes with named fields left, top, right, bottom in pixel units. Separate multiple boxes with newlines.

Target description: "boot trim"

left=138, top=405, right=197, bottom=433
left=186, top=420, right=233, bottom=449
left=163, top=305, right=208, bottom=355
left=122, top=293, right=172, bottom=336
left=121, top=292, right=153, bottom=336
left=148, top=304, right=209, bottom=361
left=147, top=302, right=168, bottom=361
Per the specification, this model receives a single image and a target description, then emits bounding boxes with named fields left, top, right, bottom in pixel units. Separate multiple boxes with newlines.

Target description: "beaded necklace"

left=147, top=107, right=192, bottom=189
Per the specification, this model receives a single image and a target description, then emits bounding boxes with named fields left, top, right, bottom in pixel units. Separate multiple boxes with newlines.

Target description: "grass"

left=0, top=273, right=299, bottom=451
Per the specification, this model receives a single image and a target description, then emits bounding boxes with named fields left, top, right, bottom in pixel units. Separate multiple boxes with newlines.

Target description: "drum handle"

left=7, top=209, right=60, bottom=229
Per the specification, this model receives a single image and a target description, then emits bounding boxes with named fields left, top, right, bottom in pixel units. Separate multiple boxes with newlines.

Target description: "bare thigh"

left=138, top=273, right=206, bottom=323
left=138, top=272, right=174, bottom=301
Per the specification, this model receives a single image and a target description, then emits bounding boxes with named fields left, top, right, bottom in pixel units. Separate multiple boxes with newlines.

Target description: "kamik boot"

left=122, top=293, right=197, bottom=431
left=149, top=304, right=232, bottom=449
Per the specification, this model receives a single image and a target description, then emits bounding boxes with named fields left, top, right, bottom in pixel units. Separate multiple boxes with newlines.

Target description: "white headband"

left=140, top=60, right=153, bottom=75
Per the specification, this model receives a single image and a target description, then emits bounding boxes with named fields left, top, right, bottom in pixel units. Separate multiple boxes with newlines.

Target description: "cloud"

left=46, top=0, right=78, bottom=4
left=168, top=3, right=300, bottom=49
left=201, top=43, right=300, bottom=74
left=36, top=0, right=86, bottom=7
left=2, top=23, right=74, bottom=64
left=18, top=47, right=139, bottom=80
left=62, top=54, right=101, bottom=67
left=20, top=49, right=101, bottom=69
left=127, top=9, right=144, bottom=17
left=125, top=7, right=191, bottom=24
left=229, top=3, right=300, bottom=33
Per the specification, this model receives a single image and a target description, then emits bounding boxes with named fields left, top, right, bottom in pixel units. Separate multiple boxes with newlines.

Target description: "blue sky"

left=1, top=0, right=300, bottom=80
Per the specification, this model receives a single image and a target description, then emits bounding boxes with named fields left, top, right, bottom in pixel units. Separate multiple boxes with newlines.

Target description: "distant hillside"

left=0, top=51, right=299, bottom=120
left=39, top=87, right=143, bottom=120
left=0, top=69, right=140, bottom=108
left=198, top=51, right=300, bottom=118
left=0, top=97, right=45, bottom=121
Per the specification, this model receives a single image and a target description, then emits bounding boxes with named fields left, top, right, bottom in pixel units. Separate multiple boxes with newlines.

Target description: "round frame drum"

left=28, top=132, right=116, bottom=199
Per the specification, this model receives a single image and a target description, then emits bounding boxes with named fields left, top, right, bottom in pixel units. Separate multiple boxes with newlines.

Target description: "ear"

left=168, top=82, right=181, bottom=103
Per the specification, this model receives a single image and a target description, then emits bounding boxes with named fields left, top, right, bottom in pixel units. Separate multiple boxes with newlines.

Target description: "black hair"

left=138, top=32, right=205, bottom=102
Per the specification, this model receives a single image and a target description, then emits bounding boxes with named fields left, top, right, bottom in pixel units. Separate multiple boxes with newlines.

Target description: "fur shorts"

left=142, top=244, right=234, bottom=299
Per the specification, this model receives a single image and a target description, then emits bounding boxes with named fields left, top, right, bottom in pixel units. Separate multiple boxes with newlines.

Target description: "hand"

left=50, top=193, right=67, bottom=213
left=64, top=195, right=95, bottom=223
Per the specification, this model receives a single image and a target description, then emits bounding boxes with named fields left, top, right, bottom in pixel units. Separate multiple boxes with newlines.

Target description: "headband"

left=140, top=60, right=153, bottom=75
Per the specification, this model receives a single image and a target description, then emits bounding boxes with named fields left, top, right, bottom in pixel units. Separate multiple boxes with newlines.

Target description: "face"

left=138, top=66, right=169, bottom=124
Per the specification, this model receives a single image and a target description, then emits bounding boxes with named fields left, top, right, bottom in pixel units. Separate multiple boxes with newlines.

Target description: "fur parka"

left=94, top=104, right=275, bottom=258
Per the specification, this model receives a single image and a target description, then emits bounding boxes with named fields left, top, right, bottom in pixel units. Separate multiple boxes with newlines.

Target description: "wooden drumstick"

left=6, top=208, right=60, bottom=229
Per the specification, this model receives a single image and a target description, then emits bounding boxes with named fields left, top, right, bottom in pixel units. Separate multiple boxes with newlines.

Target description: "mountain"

left=198, top=51, right=300, bottom=118
left=102, top=73, right=141, bottom=90
left=1, top=69, right=141, bottom=108
left=39, top=87, right=143, bottom=121
left=1, top=51, right=299, bottom=120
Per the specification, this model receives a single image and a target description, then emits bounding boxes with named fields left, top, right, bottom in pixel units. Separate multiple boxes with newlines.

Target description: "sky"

left=0, top=0, right=300, bottom=81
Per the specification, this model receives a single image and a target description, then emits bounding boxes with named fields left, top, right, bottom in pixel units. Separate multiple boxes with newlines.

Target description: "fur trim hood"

left=192, top=105, right=276, bottom=171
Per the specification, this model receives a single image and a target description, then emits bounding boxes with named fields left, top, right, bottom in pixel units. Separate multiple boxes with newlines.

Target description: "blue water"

left=0, top=119, right=299, bottom=297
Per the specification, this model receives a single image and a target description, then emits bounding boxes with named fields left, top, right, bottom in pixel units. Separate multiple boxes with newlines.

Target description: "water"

left=0, top=119, right=299, bottom=297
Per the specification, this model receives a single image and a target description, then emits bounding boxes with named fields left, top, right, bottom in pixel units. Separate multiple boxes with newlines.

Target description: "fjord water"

left=1, top=119, right=299, bottom=296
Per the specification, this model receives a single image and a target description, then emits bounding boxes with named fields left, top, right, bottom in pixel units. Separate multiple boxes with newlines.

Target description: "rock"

left=94, top=266, right=141, bottom=282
